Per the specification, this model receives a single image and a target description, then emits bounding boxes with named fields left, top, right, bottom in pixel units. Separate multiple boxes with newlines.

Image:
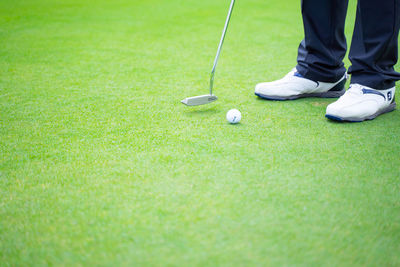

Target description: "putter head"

left=181, top=94, right=218, bottom=106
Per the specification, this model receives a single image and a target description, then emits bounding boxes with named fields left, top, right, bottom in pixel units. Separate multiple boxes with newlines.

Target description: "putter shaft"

left=210, top=0, right=236, bottom=95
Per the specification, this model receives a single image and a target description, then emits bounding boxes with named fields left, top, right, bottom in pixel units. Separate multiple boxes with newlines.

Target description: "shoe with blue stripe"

left=255, top=68, right=347, bottom=100
left=325, top=84, right=396, bottom=122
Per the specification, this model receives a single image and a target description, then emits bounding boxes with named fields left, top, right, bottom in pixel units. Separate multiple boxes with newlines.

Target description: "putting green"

left=1, top=0, right=400, bottom=265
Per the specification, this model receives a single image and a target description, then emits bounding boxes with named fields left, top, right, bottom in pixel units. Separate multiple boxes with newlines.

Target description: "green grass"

left=1, top=0, right=400, bottom=265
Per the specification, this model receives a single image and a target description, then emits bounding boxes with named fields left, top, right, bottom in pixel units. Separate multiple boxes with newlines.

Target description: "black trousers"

left=296, top=0, right=400, bottom=89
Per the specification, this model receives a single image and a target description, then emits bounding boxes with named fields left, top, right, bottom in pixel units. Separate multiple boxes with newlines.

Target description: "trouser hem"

left=296, top=64, right=346, bottom=83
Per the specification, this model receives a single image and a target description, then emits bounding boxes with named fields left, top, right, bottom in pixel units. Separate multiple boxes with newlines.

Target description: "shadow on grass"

left=182, top=106, right=220, bottom=117
left=254, top=97, right=281, bottom=103
left=254, top=96, right=314, bottom=105
left=225, top=122, right=245, bottom=127
left=255, top=96, right=333, bottom=104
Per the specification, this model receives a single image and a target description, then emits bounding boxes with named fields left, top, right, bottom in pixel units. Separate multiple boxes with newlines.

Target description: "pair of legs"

left=256, top=0, right=400, bottom=122
left=297, top=0, right=400, bottom=89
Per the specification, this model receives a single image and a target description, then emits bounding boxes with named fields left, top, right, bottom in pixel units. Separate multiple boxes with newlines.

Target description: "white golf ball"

left=226, top=109, right=241, bottom=124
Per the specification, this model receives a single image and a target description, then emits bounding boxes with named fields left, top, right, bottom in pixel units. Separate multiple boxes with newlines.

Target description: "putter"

left=181, top=0, right=236, bottom=106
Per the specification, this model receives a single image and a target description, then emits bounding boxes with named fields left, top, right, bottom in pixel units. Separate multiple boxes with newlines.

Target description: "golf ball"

left=226, top=109, right=241, bottom=124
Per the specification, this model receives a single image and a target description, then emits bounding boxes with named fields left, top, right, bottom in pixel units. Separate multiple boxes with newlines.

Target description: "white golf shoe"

left=325, top=84, right=396, bottom=122
left=255, top=68, right=347, bottom=100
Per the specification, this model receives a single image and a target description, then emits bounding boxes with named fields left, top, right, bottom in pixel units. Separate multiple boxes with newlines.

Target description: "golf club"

left=181, top=0, right=236, bottom=106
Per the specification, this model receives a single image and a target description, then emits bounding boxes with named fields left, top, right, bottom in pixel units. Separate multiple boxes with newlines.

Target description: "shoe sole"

left=255, top=77, right=346, bottom=101
left=325, top=102, right=396, bottom=122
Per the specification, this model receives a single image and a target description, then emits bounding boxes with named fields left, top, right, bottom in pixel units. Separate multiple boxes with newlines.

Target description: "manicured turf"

left=1, top=0, right=400, bottom=265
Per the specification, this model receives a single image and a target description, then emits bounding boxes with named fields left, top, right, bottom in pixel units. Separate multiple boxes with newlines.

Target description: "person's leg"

left=296, top=0, right=349, bottom=83
left=255, top=0, right=349, bottom=100
left=348, top=0, right=400, bottom=89
left=325, top=0, right=400, bottom=122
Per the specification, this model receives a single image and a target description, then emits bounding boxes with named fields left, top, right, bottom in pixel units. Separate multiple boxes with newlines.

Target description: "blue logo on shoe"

left=362, top=89, right=385, bottom=100
left=294, top=72, right=303, bottom=78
